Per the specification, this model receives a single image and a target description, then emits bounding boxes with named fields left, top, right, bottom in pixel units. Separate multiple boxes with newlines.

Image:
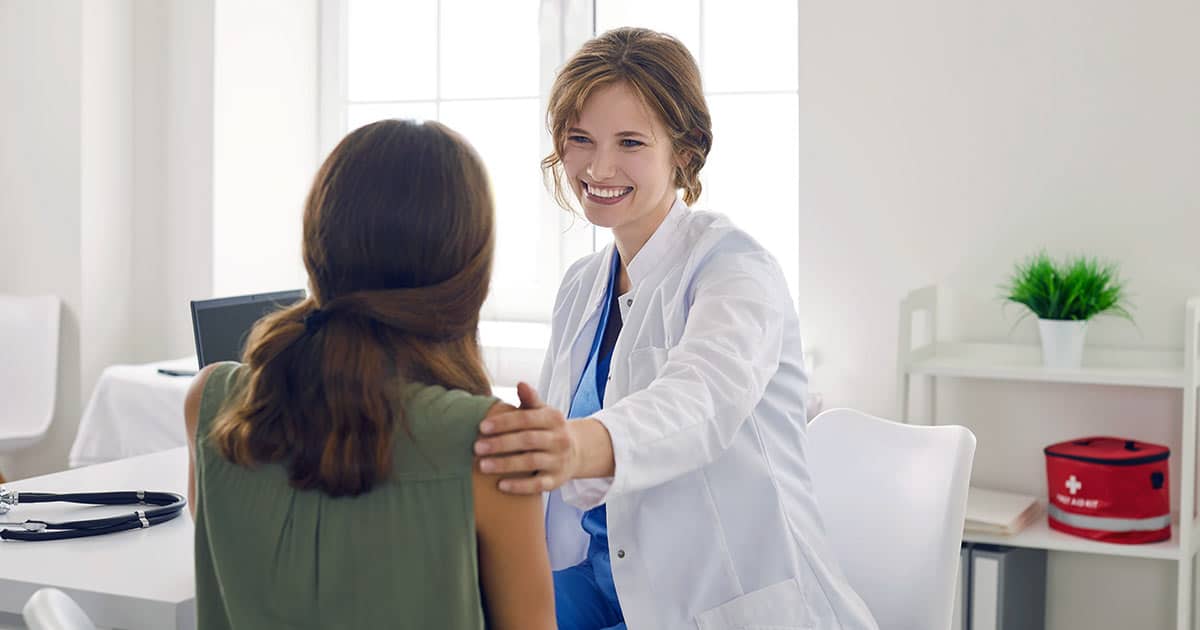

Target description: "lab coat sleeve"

left=564, top=246, right=788, bottom=509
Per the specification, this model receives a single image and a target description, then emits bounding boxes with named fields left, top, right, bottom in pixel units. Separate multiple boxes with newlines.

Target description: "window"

left=319, top=0, right=800, bottom=324
left=592, top=0, right=800, bottom=301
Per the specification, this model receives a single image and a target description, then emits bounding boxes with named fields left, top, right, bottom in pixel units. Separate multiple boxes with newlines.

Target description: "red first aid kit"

left=1044, top=436, right=1171, bottom=544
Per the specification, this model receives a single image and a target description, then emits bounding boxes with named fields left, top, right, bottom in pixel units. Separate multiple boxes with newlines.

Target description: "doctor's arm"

left=473, top=255, right=616, bottom=493
left=570, top=252, right=787, bottom=506
left=477, top=250, right=786, bottom=501
left=475, top=382, right=614, bottom=493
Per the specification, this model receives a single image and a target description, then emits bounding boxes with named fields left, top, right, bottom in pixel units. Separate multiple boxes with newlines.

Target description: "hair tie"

left=304, top=309, right=330, bottom=334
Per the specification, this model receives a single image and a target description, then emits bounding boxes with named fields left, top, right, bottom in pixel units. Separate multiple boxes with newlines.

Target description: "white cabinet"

left=897, top=285, right=1200, bottom=629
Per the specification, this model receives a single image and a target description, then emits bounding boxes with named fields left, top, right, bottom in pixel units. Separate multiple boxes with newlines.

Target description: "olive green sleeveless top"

left=193, top=362, right=497, bottom=629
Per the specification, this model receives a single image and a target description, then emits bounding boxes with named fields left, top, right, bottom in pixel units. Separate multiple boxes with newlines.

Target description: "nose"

left=586, top=145, right=617, bottom=181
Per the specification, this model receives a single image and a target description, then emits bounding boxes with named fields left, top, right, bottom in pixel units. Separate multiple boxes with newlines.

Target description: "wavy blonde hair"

left=542, top=27, right=713, bottom=210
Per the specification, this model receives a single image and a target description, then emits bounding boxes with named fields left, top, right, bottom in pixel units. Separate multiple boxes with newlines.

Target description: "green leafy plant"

left=1003, top=251, right=1133, bottom=322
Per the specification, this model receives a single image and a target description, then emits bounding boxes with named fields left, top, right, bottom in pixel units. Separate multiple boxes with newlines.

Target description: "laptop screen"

left=190, top=289, right=306, bottom=368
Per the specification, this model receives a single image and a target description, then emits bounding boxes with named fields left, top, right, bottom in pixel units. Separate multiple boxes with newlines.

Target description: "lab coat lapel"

left=561, top=247, right=616, bottom=399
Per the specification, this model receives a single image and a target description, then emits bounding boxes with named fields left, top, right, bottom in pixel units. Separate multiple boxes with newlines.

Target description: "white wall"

left=213, top=0, right=318, bottom=298
left=80, top=0, right=135, bottom=408
left=0, top=0, right=219, bottom=478
left=159, top=0, right=216, bottom=359
left=129, top=0, right=170, bottom=362
left=1, top=0, right=84, bottom=480
left=0, top=0, right=316, bottom=477
left=797, top=1, right=1200, bottom=629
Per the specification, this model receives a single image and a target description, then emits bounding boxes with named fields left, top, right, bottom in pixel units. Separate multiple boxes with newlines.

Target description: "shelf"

left=963, top=501, right=1184, bottom=560
left=899, top=287, right=1200, bottom=630
left=906, top=342, right=1189, bottom=389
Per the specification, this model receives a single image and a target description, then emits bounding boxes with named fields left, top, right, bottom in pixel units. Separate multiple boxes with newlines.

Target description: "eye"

left=567, top=135, right=592, bottom=145
left=620, top=139, right=644, bottom=148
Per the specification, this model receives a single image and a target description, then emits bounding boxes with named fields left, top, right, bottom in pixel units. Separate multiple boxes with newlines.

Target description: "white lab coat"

left=539, top=199, right=879, bottom=630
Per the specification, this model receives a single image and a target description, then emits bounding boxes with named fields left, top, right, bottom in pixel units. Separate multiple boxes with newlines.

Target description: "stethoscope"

left=0, top=487, right=187, bottom=541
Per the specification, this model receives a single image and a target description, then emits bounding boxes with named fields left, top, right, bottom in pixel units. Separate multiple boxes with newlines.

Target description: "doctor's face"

left=561, top=81, right=681, bottom=242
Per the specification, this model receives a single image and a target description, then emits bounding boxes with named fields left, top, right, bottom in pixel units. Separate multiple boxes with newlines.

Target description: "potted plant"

left=1003, top=252, right=1132, bottom=369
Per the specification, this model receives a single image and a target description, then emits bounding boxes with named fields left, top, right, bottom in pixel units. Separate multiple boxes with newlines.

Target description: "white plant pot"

left=1037, top=318, right=1088, bottom=369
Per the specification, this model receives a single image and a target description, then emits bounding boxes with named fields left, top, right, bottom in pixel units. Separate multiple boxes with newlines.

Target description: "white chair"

left=22, top=588, right=97, bottom=630
left=0, top=294, right=60, bottom=481
left=808, top=408, right=976, bottom=630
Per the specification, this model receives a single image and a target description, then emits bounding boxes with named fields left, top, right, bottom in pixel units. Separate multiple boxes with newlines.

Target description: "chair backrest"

left=808, top=408, right=975, bottom=630
left=0, top=294, right=60, bottom=451
left=23, top=588, right=97, bottom=630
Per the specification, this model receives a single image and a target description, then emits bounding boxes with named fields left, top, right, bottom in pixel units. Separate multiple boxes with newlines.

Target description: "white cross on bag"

left=1065, top=475, right=1083, bottom=495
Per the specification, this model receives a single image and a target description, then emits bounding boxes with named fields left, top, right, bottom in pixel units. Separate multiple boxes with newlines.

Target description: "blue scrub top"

left=565, top=250, right=623, bottom=616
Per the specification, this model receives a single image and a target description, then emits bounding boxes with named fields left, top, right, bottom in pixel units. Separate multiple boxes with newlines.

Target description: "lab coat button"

left=616, top=549, right=626, bottom=559
left=625, top=298, right=632, bottom=306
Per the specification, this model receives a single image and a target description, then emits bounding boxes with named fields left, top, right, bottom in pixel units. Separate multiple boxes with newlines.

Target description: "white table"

left=70, top=358, right=521, bottom=468
left=0, top=448, right=194, bottom=629
left=69, top=358, right=198, bottom=468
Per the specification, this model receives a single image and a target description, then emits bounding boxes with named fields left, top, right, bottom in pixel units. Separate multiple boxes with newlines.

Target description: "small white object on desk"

left=0, top=448, right=194, bottom=630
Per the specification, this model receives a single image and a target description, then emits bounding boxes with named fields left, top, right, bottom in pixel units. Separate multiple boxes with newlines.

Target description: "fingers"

left=479, top=405, right=564, bottom=436
left=516, top=381, right=544, bottom=409
left=472, top=391, right=571, bottom=496
left=475, top=428, right=566, bottom=458
left=498, top=474, right=557, bottom=495
left=477, top=451, right=558, bottom=475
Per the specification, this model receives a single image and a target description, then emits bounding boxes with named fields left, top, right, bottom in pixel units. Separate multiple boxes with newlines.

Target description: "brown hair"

left=541, top=27, right=713, bottom=210
left=209, top=119, right=495, bottom=497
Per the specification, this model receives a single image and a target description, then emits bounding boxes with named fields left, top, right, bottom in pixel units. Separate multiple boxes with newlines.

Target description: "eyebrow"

left=567, top=127, right=650, bottom=139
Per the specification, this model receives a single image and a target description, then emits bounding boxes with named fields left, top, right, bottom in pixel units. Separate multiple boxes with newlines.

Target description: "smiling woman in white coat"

left=473, top=27, right=879, bottom=630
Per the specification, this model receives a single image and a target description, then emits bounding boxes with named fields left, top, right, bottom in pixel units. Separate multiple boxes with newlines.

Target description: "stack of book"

left=964, top=486, right=1042, bottom=536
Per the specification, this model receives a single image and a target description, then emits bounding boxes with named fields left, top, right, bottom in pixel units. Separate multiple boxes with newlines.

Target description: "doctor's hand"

left=474, top=383, right=616, bottom=495
left=474, top=383, right=577, bottom=494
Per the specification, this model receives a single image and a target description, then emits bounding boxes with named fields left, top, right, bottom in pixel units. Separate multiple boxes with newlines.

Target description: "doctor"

left=474, top=27, right=879, bottom=630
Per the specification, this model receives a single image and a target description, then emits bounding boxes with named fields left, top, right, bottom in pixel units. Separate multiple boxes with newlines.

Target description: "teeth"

left=585, top=182, right=631, bottom=199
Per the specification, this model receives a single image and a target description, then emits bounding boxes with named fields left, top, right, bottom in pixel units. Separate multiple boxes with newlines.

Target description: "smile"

left=582, top=181, right=633, bottom=204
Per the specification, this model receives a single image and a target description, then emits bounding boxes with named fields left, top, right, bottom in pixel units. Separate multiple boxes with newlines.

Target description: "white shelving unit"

left=897, top=285, right=1200, bottom=630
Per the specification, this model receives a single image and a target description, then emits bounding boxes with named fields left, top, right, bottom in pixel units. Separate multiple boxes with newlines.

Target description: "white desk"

left=0, top=448, right=194, bottom=629
left=69, top=358, right=197, bottom=468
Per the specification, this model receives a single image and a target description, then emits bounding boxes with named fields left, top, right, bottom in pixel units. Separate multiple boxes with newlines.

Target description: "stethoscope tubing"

left=0, top=490, right=186, bottom=542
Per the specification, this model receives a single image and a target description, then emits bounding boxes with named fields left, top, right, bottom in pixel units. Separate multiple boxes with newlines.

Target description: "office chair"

left=0, top=294, right=60, bottom=483
left=808, top=408, right=975, bottom=630
left=22, top=588, right=97, bottom=630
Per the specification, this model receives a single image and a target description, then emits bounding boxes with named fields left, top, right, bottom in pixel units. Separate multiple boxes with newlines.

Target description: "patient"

left=182, top=119, right=555, bottom=629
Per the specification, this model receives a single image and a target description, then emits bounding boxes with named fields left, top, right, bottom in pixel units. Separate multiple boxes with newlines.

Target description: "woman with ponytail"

left=183, top=119, right=555, bottom=630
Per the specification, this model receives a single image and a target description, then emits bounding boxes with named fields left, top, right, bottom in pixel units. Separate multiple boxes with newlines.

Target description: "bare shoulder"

left=184, top=363, right=227, bottom=439
left=474, top=401, right=540, bottom=518
left=471, top=457, right=543, bottom=529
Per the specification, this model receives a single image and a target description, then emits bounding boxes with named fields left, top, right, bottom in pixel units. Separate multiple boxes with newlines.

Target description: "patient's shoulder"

left=391, top=383, right=500, bottom=474
left=185, top=362, right=242, bottom=439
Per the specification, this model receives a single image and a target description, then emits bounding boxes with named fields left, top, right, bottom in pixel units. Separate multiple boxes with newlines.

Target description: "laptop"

left=189, top=289, right=306, bottom=370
